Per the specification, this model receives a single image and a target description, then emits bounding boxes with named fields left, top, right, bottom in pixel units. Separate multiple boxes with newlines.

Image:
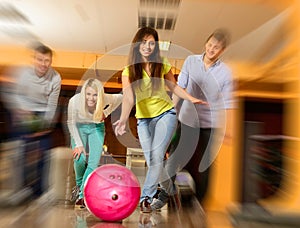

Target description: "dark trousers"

left=23, top=132, right=52, bottom=196
left=6, top=110, right=52, bottom=197
left=167, top=122, right=213, bottom=203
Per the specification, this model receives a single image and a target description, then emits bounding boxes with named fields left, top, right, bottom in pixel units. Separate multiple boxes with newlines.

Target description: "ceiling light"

left=159, top=41, right=171, bottom=51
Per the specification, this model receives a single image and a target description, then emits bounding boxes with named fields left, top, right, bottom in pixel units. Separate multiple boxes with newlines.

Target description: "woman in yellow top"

left=114, top=27, right=206, bottom=213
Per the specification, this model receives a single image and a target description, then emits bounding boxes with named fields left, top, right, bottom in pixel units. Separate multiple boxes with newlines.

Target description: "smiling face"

left=204, top=36, right=225, bottom=63
left=85, top=86, right=98, bottom=109
left=139, top=34, right=156, bottom=60
left=33, top=51, right=52, bottom=77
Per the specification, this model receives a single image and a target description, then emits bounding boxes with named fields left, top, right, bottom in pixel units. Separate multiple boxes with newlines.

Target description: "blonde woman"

left=67, top=78, right=122, bottom=209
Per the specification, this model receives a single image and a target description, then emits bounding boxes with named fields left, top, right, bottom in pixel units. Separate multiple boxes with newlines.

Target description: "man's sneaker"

left=70, top=185, right=80, bottom=202
left=150, top=198, right=168, bottom=211
left=140, top=196, right=152, bottom=213
left=75, top=198, right=85, bottom=210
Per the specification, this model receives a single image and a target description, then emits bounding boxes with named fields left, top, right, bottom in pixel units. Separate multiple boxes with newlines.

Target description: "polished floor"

left=0, top=194, right=224, bottom=228
left=2, top=186, right=297, bottom=227
left=0, top=162, right=225, bottom=228
left=0, top=146, right=225, bottom=228
left=1, top=145, right=299, bottom=228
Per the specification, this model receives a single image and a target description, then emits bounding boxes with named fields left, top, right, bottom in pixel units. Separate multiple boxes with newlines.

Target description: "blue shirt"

left=177, top=54, right=234, bottom=128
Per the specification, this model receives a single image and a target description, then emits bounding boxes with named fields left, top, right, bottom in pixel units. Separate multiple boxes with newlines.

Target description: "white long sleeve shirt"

left=67, top=93, right=122, bottom=148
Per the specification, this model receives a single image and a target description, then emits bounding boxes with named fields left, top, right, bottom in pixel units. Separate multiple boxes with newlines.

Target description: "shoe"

left=70, top=185, right=80, bottom=202
left=168, top=193, right=182, bottom=211
left=150, top=197, right=168, bottom=211
left=140, top=196, right=152, bottom=213
left=75, top=198, right=86, bottom=210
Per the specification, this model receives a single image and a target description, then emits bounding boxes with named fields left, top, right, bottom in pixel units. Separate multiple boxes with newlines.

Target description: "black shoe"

left=75, top=198, right=85, bottom=210
left=140, top=196, right=152, bottom=213
left=70, top=185, right=80, bottom=202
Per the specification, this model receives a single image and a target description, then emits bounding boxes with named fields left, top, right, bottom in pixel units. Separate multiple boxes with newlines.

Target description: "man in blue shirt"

left=165, top=29, right=235, bottom=207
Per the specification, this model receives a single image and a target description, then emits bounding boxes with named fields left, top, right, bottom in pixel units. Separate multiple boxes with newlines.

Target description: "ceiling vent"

left=138, top=0, right=181, bottom=31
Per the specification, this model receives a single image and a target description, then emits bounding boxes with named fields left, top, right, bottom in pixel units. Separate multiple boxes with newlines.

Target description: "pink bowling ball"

left=84, top=164, right=141, bottom=221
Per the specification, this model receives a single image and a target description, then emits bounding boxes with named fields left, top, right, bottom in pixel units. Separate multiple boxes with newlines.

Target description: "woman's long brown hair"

left=127, top=27, right=163, bottom=91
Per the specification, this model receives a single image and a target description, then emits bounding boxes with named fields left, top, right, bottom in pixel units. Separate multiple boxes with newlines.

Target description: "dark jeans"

left=7, top=110, right=53, bottom=197
left=22, top=132, right=52, bottom=196
left=167, top=122, right=214, bottom=203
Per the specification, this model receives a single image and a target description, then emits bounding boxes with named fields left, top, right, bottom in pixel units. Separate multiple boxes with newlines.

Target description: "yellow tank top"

left=122, top=58, right=174, bottom=118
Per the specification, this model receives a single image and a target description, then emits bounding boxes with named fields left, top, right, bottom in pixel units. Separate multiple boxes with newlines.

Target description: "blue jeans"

left=71, top=122, right=105, bottom=199
left=137, top=108, right=177, bottom=203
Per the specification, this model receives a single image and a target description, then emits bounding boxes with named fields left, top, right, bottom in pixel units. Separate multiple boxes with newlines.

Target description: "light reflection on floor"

left=4, top=186, right=295, bottom=228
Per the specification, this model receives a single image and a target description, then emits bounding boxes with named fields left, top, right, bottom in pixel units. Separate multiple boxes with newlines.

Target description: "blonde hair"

left=79, top=78, right=104, bottom=121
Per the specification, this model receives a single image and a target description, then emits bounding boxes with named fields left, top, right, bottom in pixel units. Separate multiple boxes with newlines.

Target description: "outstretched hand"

left=113, top=120, right=127, bottom=136
left=191, top=98, right=208, bottom=105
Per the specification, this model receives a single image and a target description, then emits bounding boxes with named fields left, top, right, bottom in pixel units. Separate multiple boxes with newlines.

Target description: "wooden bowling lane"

left=125, top=196, right=207, bottom=227
left=0, top=195, right=207, bottom=228
left=0, top=147, right=230, bottom=228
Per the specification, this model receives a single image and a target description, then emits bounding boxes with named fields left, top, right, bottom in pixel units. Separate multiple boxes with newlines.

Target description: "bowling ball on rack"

left=84, top=164, right=141, bottom=222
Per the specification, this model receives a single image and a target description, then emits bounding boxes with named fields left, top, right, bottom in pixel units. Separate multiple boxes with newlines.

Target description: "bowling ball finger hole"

left=112, top=194, right=118, bottom=200
left=109, top=175, right=115, bottom=179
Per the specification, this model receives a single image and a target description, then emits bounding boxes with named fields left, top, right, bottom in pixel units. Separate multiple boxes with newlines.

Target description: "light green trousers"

left=71, top=122, right=105, bottom=199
